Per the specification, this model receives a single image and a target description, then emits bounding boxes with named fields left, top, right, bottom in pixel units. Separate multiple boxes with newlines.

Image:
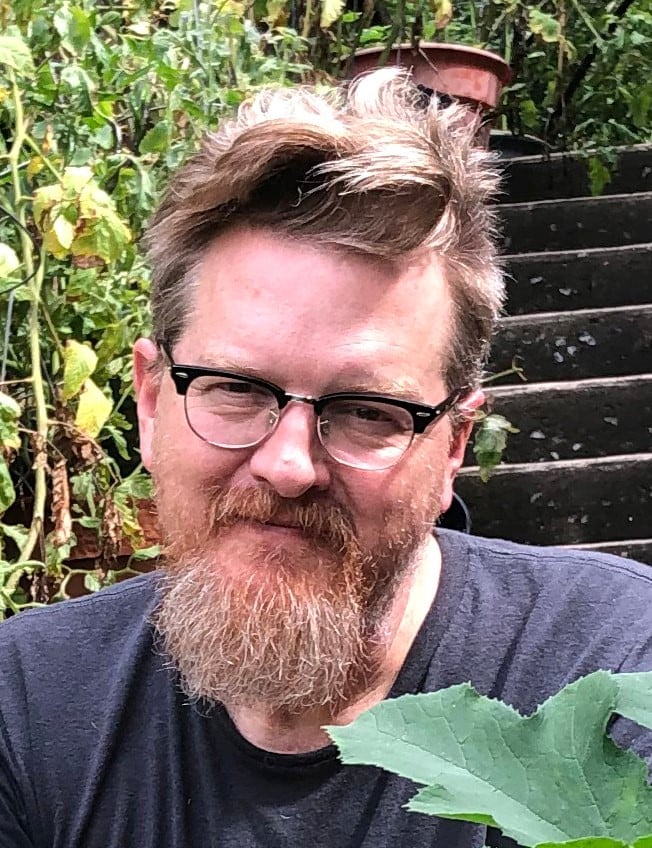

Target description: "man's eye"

left=327, top=401, right=407, bottom=430
left=219, top=382, right=256, bottom=395
left=192, top=379, right=268, bottom=403
left=351, top=405, right=392, bottom=422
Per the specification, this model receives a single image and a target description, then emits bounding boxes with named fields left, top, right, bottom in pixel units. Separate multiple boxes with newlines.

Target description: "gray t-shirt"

left=1, top=530, right=650, bottom=848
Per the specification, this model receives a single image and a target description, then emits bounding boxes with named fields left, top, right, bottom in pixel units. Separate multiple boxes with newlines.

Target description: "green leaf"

left=0, top=522, right=29, bottom=551
left=0, top=458, right=16, bottom=515
left=0, top=393, right=20, bottom=422
left=130, top=544, right=160, bottom=560
left=535, top=840, right=629, bottom=848
left=54, top=2, right=91, bottom=54
left=0, top=34, right=35, bottom=77
left=588, top=157, right=612, bottom=197
left=138, top=121, right=170, bottom=155
left=62, top=340, right=97, bottom=402
left=74, top=378, right=113, bottom=438
left=84, top=572, right=102, bottom=592
left=529, top=10, right=562, bottom=43
left=327, top=671, right=652, bottom=848
left=473, top=414, right=518, bottom=482
left=320, top=0, right=345, bottom=28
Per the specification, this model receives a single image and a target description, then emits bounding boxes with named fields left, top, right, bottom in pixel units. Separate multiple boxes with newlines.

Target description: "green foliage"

left=0, top=0, right=311, bottom=616
left=327, top=670, right=652, bottom=848
left=347, top=0, right=652, bottom=149
left=474, top=413, right=519, bottom=481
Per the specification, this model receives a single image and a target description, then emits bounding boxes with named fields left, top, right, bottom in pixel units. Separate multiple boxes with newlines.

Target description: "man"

left=0, top=69, right=650, bottom=848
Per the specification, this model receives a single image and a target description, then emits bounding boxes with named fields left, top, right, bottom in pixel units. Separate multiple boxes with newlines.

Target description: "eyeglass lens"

left=183, top=375, right=415, bottom=470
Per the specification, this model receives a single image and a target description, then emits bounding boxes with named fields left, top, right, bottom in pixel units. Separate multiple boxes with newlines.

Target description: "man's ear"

left=439, top=388, right=485, bottom=513
left=133, top=338, right=161, bottom=471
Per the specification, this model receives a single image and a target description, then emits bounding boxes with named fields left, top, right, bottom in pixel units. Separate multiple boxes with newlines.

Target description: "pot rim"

left=352, top=41, right=512, bottom=85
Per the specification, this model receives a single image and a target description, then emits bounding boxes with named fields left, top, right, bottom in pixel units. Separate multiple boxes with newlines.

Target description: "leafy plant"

left=0, top=0, right=312, bottom=617
left=335, top=0, right=652, bottom=150
left=327, top=670, right=652, bottom=848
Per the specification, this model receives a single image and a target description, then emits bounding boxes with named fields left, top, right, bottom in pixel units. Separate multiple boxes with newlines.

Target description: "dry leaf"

left=51, top=458, right=72, bottom=548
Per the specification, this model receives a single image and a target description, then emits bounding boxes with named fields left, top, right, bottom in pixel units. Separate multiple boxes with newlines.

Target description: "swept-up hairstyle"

left=146, top=68, right=505, bottom=390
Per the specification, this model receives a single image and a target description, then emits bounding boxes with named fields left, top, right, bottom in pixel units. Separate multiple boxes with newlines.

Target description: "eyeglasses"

left=161, top=345, right=467, bottom=471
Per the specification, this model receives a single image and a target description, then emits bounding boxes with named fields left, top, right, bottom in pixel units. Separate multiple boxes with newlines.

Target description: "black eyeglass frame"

left=160, top=343, right=468, bottom=448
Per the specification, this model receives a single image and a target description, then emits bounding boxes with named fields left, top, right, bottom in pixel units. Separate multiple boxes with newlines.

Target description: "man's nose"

left=248, top=402, right=331, bottom=498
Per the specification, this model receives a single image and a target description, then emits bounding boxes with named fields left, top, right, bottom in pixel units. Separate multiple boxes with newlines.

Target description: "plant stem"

left=23, top=134, right=64, bottom=183
left=302, top=0, right=313, bottom=39
left=8, top=71, right=48, bottom=565
left=482, top=363, right=526, bottom=384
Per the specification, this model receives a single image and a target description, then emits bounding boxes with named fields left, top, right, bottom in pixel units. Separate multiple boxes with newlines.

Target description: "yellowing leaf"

left=431, top=0, right=452, bottom=30
left=33, top=183, right=63, bottom=225
left=26, top=157, right=45, bottom=178
left=0, top=391, right=20, bottom=420
left=42, top=228, right=70, bottom=260
left=62, top=340, right=97, bottom=402
left=72, top=211, right=131, bottom=264
left=75, top=378, right=112, bottom=438
left=320, top=0, right=345, bottom=28
left=127, top=20, right=152, bottom=36
left=0, top=458, right=15, bottom=515
left=34, top=168, right=130, bottom=264
left=0, top=243, right=20, bottom=279
left=219, top=0, right=247, bottom=15
left=52, top=215, right=75, bottom=251
left=0, top=390, right=21, bottom=452
left=0, top=35, right=35, bottom=77
left=63, top=166, right=93, bottom=193
left=264, top=0, right=288, bottom=26
left=529, top=9, right=561, bottom=43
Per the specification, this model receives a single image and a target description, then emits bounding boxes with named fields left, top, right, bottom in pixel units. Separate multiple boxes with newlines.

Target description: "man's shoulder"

left=438, top=529, right=652, bottom=639
left=440, top=528, right=652, bottom=589
left=0, top=572, right=159, bottom=666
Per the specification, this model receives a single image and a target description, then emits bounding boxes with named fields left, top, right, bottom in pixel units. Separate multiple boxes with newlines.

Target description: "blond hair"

left=146, top=68, right=504, bottom=389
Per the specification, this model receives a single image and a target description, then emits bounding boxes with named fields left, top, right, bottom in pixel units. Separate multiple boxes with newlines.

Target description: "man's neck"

left=226, top=534, right=442, bottom=754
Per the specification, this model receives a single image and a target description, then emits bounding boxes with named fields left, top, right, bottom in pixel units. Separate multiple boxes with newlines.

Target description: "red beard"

left=152, top=482, right=438, bottom=715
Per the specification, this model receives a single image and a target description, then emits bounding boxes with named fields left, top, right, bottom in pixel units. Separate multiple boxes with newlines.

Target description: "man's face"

left=134, top=226, right=476, bottom=714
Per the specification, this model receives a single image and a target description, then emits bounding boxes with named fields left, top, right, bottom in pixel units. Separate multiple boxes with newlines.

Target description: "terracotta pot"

left=70, top=499, right=159, bottom=561
left=6, top=498, right=160, bottom=604
left=348, top=42, right=512, bottom=146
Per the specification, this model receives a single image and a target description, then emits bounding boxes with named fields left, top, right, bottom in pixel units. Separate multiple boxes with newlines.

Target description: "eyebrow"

left=331, top=377, right=427, bottom=403
left=192, top=355, right=428, bottom=403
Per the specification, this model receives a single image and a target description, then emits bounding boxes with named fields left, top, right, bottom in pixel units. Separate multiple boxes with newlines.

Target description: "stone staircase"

left=455, top=146, right=652, bottom=564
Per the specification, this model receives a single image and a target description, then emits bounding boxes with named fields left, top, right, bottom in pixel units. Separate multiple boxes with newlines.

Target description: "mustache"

left=205, top=485, right=357, bottom=552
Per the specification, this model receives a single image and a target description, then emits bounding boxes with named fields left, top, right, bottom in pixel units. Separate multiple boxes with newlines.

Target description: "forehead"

left=180, top=227, right=453, bottom=393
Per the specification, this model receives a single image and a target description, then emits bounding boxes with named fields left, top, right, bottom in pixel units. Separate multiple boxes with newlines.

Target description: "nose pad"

left=269, top=408, right=279, bottom=428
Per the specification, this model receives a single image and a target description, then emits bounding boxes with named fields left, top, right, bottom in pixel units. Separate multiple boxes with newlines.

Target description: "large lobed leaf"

left=327, top=671, right=652, bottom=848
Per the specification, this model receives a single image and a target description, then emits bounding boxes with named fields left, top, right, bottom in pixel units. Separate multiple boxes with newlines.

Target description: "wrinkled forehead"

left=179, top=227, right=453, bottom=391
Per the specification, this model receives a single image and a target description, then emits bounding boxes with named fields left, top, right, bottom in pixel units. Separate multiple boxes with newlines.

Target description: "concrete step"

left=455, top=453, right=652, bottom=547
left=500, top=192, right=652, bottom=253
left=504, top=243, right=652, bottom=315
left=558, top=538, right=652, bottom=566
left=499, top=145, right=652, bottom=204
left=469, top=374, right=652, bottom=464
left=489, top=304, right=652, bottom=384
